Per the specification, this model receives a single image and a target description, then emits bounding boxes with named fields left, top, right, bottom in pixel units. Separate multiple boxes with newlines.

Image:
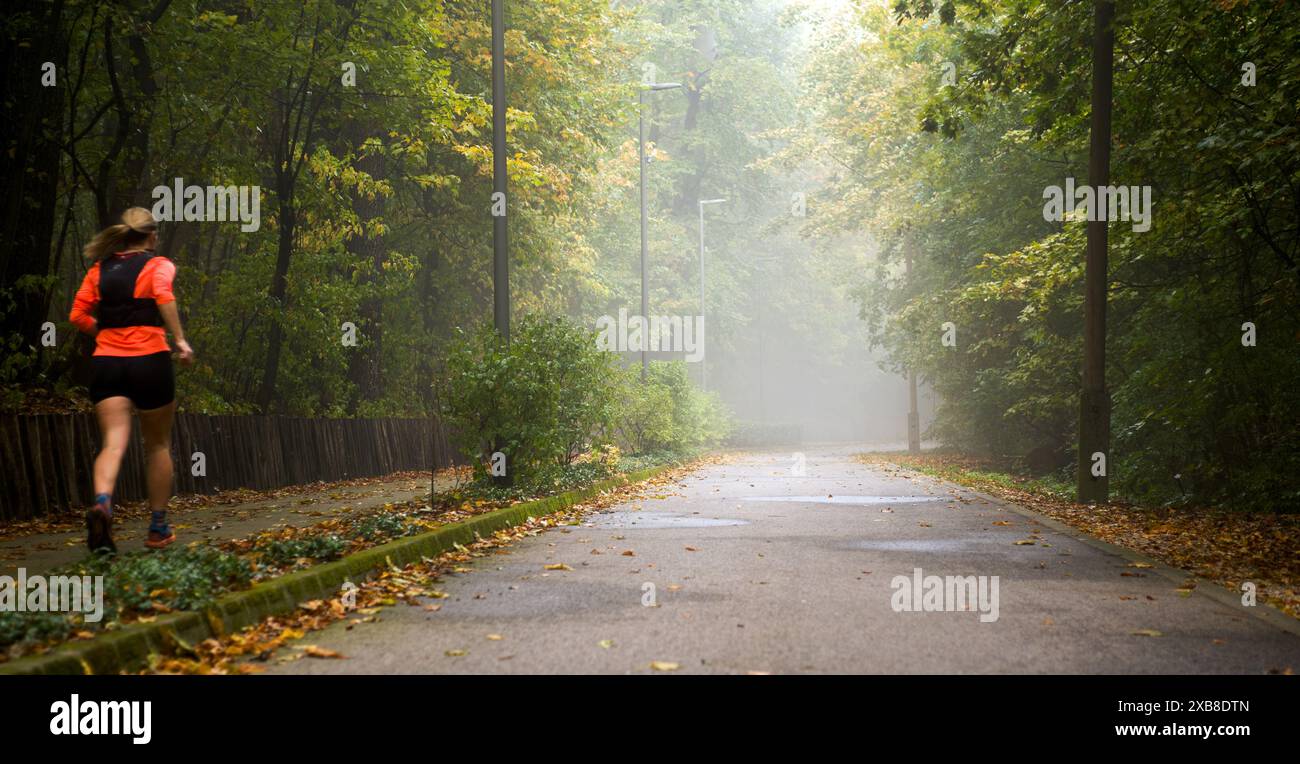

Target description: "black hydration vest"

left=97, top=252, right=163, bottom=329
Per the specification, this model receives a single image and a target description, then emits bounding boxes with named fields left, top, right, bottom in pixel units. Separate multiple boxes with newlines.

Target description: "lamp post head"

left=642, top=82, right=683, bottom=92
left=699, top=198, right=727, bottom=206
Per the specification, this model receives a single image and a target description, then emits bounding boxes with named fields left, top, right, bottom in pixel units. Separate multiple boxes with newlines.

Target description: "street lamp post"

left=639, top=81, right=681, bottom=381
left=697, top=198, right=726, bottom=391
left=488, top=0, right=510, bottom=487
left=491, top=0, right=508, bottom=342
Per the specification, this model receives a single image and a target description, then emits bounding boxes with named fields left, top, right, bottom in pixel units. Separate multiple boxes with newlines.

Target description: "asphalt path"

left=268, top=447, right=1300, bottom=674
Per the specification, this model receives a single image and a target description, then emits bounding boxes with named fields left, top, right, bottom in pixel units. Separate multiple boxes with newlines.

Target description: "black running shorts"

left=89, top=351, right=175, bottom=410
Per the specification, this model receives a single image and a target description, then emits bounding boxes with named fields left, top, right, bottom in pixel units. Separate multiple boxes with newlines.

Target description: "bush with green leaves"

left=612, top=365, right=675, bottom=453
left=435, top=314, right=621, bottom=482
left=615, top=361, right=731, bottom=455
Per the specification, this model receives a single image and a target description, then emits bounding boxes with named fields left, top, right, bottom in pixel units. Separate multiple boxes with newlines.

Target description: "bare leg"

left=88, top=396, right=132, bottom=551
left=93, top=397, right=134, bottom=496
left=137, top=401, right=176, bottom=510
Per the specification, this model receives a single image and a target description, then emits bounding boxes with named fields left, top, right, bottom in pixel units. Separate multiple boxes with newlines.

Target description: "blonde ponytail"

left=84, top=207, right=158, bottom=262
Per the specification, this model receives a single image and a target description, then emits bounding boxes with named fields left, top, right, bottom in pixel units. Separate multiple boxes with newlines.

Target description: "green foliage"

left=465, top=458, right=621, bottom=504
left=616, top=450, right=685, bottom=474
left=615, top=361, right=732, bottom=455
left=437, top=315, right=729, bottom=484
left=0, top=608, right=74, bottom=650
left=436, top=314, right=622, bottom=482
left=3, top=0, right=638, bottom=417
left=353, top=514, right=414, bottom=543
left=86, top=546, right=255, bottom=614
left=0, top=546, right=255, bottom=652
left=256, top=535, right=349, bottom=566
left=613, top=366, right=676, bottom=454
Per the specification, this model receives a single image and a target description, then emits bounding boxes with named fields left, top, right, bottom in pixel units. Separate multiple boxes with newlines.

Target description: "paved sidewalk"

left=0, top=472, right=462, bottom=576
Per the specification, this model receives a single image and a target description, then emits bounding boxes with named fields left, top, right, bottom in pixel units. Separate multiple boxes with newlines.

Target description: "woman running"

left=70, top=207, right=194, bottom=552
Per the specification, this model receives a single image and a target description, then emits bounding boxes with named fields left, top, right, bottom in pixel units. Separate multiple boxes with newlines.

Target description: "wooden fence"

left=0, top=414, right=457, bottom=521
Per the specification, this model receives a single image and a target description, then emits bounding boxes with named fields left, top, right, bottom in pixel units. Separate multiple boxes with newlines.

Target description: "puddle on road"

left=592, top=511, right=749, bottom=529
left=741, top=495, right=939, bottom=505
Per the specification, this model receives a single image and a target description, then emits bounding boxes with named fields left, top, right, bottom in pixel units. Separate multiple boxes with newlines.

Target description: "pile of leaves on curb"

left=217, top=497, right=503, bottom=580
left=860, top=452, right=1300, bottom=620
left=142, top=461, right=704, bottom=674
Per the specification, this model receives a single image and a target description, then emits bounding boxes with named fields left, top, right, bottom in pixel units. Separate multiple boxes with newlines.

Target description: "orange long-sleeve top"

left=69, top=251, right=177, bottom=357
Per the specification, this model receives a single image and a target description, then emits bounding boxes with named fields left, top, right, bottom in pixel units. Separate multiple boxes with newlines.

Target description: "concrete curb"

left=887, top=461, right=1300, bottom=639
left=0, top=463, right=678, bottom=675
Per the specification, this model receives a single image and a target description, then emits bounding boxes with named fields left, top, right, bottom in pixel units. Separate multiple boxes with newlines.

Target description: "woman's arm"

left=158, top=302, right=194, bottom=366
left=69, top=267, right=100, bottom=335
left=150, top=258, right=192, bottom=365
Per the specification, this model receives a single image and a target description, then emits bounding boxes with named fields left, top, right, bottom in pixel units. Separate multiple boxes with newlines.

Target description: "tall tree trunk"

left=1077, top=0, right=1114, bottom=503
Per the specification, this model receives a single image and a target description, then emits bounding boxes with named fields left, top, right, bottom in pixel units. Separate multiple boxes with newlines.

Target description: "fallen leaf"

left=544, top=563, right=573, bottom=571
left=650, top=660, right=680, bottom=671
left=1131, top=629, right=1164, bottom=637
left=304, top=645, right=345, bottom=659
